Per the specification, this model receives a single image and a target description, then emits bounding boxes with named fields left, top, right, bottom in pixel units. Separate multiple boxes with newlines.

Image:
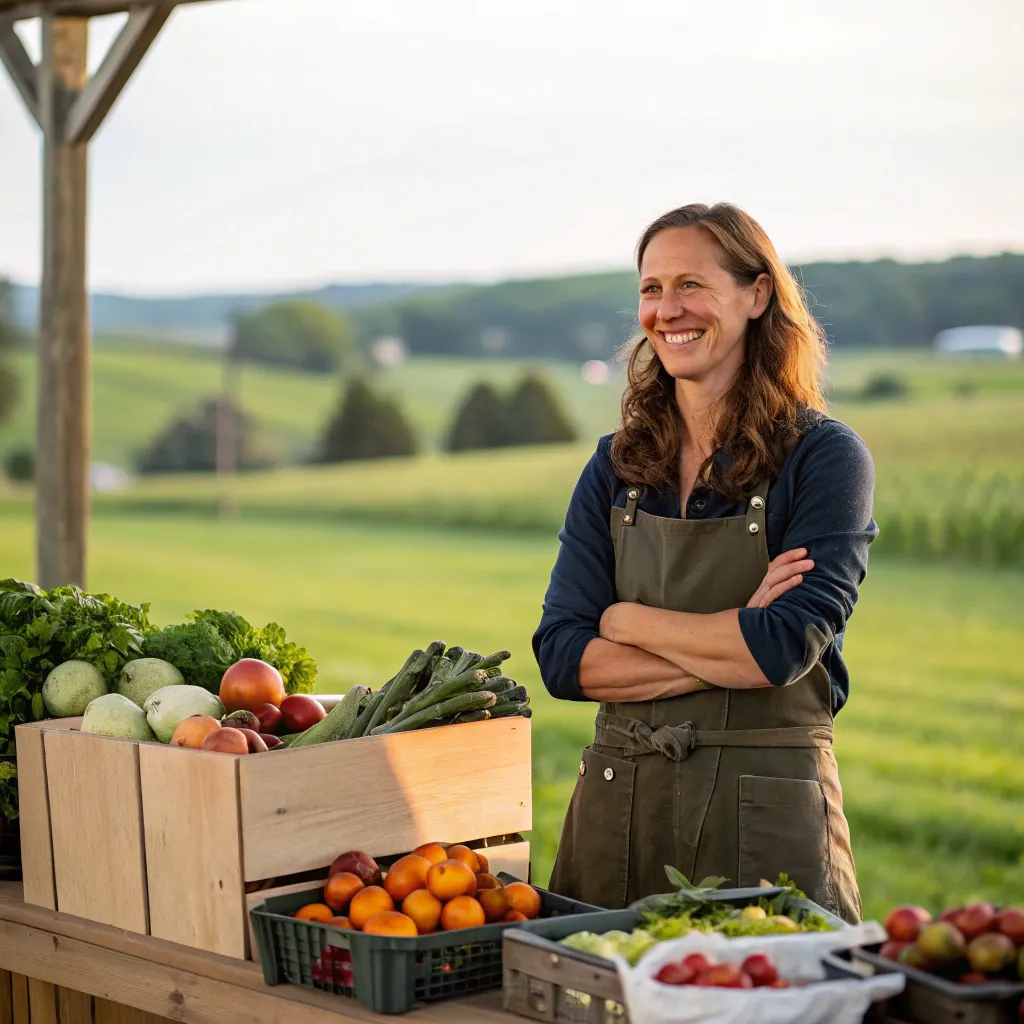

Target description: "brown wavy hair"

left=610, top=203, right=827, bottom=498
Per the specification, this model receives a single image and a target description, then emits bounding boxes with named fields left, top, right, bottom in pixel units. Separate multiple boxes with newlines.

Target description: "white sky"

left=1, top=0, right=1022, bottom=295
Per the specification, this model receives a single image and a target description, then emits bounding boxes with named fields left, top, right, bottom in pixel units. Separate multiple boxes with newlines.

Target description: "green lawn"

left=29, top=388, right=1013, bottom=568
left=1, top=508, right=1019, bottom=921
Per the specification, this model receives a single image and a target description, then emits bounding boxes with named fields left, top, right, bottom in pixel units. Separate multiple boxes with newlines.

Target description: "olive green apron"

left=548, top=483, right=862, bottom=922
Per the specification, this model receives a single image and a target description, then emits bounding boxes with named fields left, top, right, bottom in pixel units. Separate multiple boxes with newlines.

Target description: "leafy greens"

left=142, top=609, right=317, bottom=697
left=0, top=578, right=151, bottom=819
left=0, top=579, right=318, bottom=821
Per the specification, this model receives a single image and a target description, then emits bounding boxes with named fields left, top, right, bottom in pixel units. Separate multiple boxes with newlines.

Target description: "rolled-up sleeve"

left=737, top=424, right=878, bottom=687
left=532, top=440, right=618, bottom=701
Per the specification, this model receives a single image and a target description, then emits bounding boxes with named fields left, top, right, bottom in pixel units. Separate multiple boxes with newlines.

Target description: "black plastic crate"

left=250, top=874, right=603, bottom=1015
left=850, top=945, right=1024, bottom=1024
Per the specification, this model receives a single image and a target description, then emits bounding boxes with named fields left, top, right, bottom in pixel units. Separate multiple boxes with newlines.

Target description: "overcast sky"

left=1, top=0, right=1022, bottom=294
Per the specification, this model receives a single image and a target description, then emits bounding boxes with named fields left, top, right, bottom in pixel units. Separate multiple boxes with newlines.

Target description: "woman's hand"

left=746, top=548, right=814, bottom=609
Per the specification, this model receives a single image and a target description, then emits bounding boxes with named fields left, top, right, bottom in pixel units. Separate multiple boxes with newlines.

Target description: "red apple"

left=328, top=850, right=381, bottom=886
left=260, top=733, right=284, bottom=749
left=880, top=941, right=911, bottom=961
left=696, top=964, right=753, bottom=989
left=655, top=962, right=694, bottom=986
left=251, top=702, right=284, bottom=734
left=741, top=953, right=779, bottom=987
left=886, top=906, right=930, bottom=942
left=940, top=906, right=965, bottom=923
left=995, top=908, right=1024, bottom=945
left=898, top=944, right=930, bottom=970
left=953, top=903, right=996, bottom=939
left=682, top=953, right=715, bottom=975
left=966, top=933, right=1016, bottom=975
left=917, top=922, right=967, bottom=965
left=279, top=694, right=326, bottom=733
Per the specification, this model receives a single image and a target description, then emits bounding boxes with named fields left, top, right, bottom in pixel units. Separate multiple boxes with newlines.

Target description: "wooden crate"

left=15, top=715, right=531, bottom=961
left=501, top=934, right=894, bottom=1024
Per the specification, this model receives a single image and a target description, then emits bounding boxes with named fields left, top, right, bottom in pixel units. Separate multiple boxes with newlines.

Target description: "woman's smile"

left=660, top=329, right=706, bottom=346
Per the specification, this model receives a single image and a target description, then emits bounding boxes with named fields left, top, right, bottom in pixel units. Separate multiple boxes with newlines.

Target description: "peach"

left=200, top=727, right=249, bottom=754
left=170, top=715, right=222, bottom=749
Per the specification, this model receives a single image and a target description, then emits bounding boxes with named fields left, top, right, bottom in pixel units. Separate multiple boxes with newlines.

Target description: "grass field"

left=0, top=507, right=1020, bottom=921
left=3, top=340, right=1023, bottom=466
left=1, top=344, right=1022, bottom=920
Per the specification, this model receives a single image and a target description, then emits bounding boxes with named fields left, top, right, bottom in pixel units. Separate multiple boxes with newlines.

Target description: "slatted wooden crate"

left=15, top=715, right=531, bottom=961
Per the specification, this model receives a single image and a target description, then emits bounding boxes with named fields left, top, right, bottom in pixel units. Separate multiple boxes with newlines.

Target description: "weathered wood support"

left=0, top=19, right=40, bottom=126
left=0, top=0, right=183, bottom=589
left=37, top=13, right=90, bottom=589
left=64, top=2, right=173, bottom=145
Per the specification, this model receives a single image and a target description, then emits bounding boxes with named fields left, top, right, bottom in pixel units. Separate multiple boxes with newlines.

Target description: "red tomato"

left=279, top=694, right=326, bottom=733
left=220, top=659, right=286, bottom=713
left=251, top=702, right=284, bottom=734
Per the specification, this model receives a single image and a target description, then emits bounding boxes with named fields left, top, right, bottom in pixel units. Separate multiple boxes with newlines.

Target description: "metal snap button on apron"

left=622, top=514, right=632, bottom=524
left=579, top=760, right=586, bottom=776
left=751, top=496, right=765, bottom=510
left=627, top=489, right=639, bottom=500
left=748, top=523, right=759, bottom=534
left=603, top=767, right=615, bottom=781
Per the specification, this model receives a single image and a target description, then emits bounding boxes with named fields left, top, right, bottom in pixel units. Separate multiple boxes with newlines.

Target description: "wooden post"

left=36, top=14, right=90, bottom=590
left=216, top=343, right=239, bottom=518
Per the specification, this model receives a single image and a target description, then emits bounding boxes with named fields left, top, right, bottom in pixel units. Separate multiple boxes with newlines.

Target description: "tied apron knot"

left=600, top=716, right=697, bottom=761
left=595, top=711, right=834, bottom=761
left=639, top=721, right=696, bottom=761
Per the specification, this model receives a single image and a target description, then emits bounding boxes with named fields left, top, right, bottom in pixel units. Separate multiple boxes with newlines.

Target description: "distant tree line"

left=134, top=371, right=577, bottom=474
left=203, top=254, right=1024, bottom=375
left=347, top=254, right=1024, bottom=360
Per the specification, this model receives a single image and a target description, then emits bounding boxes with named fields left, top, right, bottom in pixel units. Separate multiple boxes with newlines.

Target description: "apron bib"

left=548, top=483, right=862, bottom=922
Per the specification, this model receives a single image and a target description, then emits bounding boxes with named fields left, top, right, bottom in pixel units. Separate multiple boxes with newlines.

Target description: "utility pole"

left=215, top=322, right=239, bottom=518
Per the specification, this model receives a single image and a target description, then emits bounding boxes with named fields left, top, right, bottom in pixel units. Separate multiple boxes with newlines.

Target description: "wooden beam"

left=64, top=2, right=173, bottom=145
left=0, top=2, right=209, bottom=22
left=36, top=13, right=89, bottom=589
left=0, top=20, right=40, bottom=127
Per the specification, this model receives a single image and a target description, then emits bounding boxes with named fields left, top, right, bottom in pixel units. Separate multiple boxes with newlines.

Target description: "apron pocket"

left=549, top=747, right=636, bottom=909
left=737, top=774, right=830, bottom=899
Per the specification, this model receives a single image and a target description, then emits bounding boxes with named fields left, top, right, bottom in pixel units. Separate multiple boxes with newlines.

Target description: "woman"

left=533, top=203, right=876, bottom=923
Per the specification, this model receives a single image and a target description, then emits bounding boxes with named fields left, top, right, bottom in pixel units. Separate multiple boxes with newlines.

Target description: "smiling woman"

left=533, top=203, right=877, bottom=923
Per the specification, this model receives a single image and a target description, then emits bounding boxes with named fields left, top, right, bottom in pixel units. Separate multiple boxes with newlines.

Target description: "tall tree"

left=232, top=301, right=358, bottom=374
left=136, top=398, right=279, bottom=474
left=0, top=278, right=20, bottom=427
left=505, top=372, right=578, bottom=446
left=445, top=373, right=577, bottom=452
left=320, top=377, right=418, bottom=463
left=446, top=382, right=508, bottom=452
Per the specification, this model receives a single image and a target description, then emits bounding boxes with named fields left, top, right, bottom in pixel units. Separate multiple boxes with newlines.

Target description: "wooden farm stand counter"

left=0, top=881, right=521, bottom=1023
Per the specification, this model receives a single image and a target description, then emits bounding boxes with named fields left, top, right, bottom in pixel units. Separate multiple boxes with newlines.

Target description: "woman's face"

left=638, top=225, right=771, bottom=390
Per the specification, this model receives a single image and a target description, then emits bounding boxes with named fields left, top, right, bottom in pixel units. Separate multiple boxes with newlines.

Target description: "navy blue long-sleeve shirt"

left=532, top=415, right=877, bottom=715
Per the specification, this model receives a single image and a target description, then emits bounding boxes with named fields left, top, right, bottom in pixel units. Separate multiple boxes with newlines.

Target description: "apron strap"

left=744, top=479, right=769, bottom=538
left=595, top=712, right=832, bottom=762
left=621, top=485, right=641, bottom=528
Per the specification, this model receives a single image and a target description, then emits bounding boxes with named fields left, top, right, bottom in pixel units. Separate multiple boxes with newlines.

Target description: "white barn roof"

left=933, top=325, right=1023, bottom=357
